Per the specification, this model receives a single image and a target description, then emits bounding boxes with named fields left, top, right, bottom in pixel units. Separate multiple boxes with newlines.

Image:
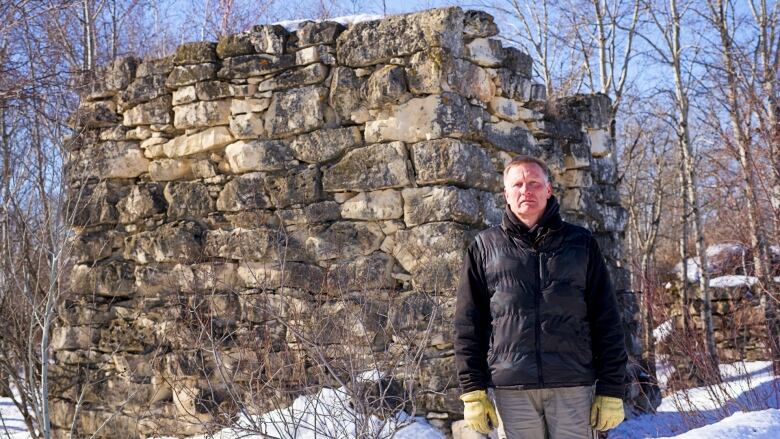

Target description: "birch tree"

left=642, top=0, right=720, bottom=378
left=702, top=0, right=780, bottom=375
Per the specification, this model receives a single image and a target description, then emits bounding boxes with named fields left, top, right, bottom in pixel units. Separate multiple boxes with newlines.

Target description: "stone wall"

left=659, top=244, right=772, bottom=378
left=55, top=7, right=637, bottom=437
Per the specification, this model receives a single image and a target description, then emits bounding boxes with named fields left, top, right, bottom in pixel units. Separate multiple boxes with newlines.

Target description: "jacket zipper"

left=536, top=251, right=544, bottom=387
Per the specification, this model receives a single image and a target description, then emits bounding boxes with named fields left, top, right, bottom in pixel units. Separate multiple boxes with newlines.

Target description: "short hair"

left=503, top=155, right=552, bottom=183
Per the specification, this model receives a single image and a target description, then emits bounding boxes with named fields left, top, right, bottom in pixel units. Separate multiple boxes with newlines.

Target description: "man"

left=454, top=156, right=627, bottom=438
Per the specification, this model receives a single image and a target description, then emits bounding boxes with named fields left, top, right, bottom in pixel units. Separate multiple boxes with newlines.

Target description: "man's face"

left=503, top=162, right=553, bottom=219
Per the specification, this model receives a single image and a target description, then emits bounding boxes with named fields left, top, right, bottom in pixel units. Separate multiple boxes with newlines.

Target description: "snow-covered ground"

left=610, top=361, right=780, bottom=438
left=0, top=396, right=29, bottom=439
left=1, top=361, right=778, bottom=438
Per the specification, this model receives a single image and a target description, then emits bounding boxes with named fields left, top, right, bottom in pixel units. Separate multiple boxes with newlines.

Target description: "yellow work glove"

left=460, top=389, right=498, bottom=434
left=590, top=395, right=625, bottom=431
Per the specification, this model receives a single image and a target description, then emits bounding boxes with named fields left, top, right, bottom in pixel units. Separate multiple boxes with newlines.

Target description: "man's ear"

left=546, top=182, right=553, bottom=198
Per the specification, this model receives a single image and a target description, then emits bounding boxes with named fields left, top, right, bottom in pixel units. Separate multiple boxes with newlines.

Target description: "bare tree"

left=641, top=0, right=720, bottom=379
left=621, top=108, right=676, bottom=377
left=701, top=0, right=780, bottom=375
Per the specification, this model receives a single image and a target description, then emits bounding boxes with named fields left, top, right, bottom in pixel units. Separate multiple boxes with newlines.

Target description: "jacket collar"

left=501, top=196, right=563, bottom=241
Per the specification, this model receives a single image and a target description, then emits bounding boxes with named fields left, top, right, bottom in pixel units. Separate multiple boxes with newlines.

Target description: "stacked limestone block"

left=659, top=245, right=771, bottom=371
left=55, top=8, right=636, bottom=438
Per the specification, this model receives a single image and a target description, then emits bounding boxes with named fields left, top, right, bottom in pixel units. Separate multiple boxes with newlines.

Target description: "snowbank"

left=659, top=409, right=780, bottom=439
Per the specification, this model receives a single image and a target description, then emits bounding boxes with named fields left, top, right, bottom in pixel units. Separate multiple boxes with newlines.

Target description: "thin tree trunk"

left=668, top=0, right=719, bottom=376
left=678, top=148, right=690, bottom=333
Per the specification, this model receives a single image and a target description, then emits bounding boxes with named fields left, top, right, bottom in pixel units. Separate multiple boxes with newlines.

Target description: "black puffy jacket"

left=454, top=197, right=627, bottom=398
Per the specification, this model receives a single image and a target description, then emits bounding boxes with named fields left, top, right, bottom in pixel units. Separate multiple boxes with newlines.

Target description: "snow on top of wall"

left=274, top=14, right=383, bottom=31
left=673, top=242, right=749, bottom=282
left=706, top=242, right=747, bottom=257
left=709, top=275, right=758, bottom=288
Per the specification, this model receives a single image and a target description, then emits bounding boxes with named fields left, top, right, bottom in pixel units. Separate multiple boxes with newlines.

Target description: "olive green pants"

left=493, top=386, right=597, bottom=439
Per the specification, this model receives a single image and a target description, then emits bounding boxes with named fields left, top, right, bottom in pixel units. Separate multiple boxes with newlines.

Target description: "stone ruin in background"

left=658, top=243, right=774, bottom=383
left=55, top=7, right=653, bottom=438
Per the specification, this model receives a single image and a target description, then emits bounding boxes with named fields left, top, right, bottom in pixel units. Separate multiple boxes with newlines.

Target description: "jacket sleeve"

left=454, top=238, right=492, bottom=393
left=586, top=236, right=628, bottom=399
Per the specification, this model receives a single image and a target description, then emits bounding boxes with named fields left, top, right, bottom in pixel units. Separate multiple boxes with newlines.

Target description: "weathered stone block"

left=230, top=98, right=270, bottom=115
left=68, top=140, right=150, bottom=181
left=337, top=7, right=465, bottom=67
left=225, top=140, right=293, bottom=173
left=366, top=65, right=409, bottom=108
left=164, top=181, right=215, bottom=220
left=173, top=42, right=218, bottom=65
left=364, top=93, right=484, bottom=143
left=503, top=47, right=533, bottom=78
left=163, top=126, right=234, bottom=157
left=325, top=252, right=394, bottom=292
left=257, top=63, right=329, bottom=92
left=123, top=221, right=205, bottom=264
left=217, top=172, right=271, bottom=211
left=173, top=99, right=231, bottom=129
left=402, top=186, right=482, bottom=227
left=411, top=138, right=500, bottom=192
left=237, top=261, right=324, bottom=292
left=166, top=63, right=217, bottom=88
left=492, top=68, right=533, bottom=99
left=52, top=327, right=97, bottom=351
left=205, top=228, right=306, bottom=262
left=329, top=67, right=369, bottom=123
left=70, top=262, right=136, bottom=297
left=264, top=86, right=328, bottom=138
left=123, top=95, right=172, bottom=126
left=264, top=166, right=323, bottom=208
left=293, top=45, right=333, bottom=67
left=563, top=142, right=591, bottom=169
left=218, top=54, right=295, bottom=79
left=488, top=97, right=540, bottom=122
left=116, top=184, right=166, bottom=223
left=149, top=158, right=193, bottom=181
left=341, top=189, right=403, bottom=220
left=463, top=10, right=499, bottom=39
left=229, top=113, right=266, bottom=139
left=555, top=93, right=612, bottom=129
left=295, top=21, right=345, bottom=47
left=290, top=127, right=362, bottom=164
left=119, top=74, right=168, bottom=110
left=65, top=181, right=129, bottom=227
left=480, top=121, right=540, bottom=155
left=591, top=156, right=617, bottom=185
left=248, top=24, right=289, bottom=55
left=69, top=230, right=121, bottom=263
left=136, top=56, right=174, bottom=78
left=278, top=201, right=341, bottom=225
left=216, top=33, right=256, bottom=58
left=196, top=80, right=232, bottom=101
left=406, top=48, right=495, bottom=102
left=465, top=38, right=504, bottom=67
left=323, top=142, right=412, bottom=192
left=393, top=222, right=471, bottom=291
left=587, top=128, right=612, bottom=157
left=596, top=204, right=628, bottom=232
left=85, top=56, right=139, bottom=100
left=561, top=169, right=593, bottom=188
left=306, top=221, right=384, bottom=261
left=72, top=100, right=120, bottom=129
left=172, top=85, right=197, bottom=105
